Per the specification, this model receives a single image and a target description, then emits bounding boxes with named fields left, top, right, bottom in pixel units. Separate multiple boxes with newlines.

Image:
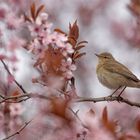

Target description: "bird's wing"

left=103, top=61, right=139, bottom=82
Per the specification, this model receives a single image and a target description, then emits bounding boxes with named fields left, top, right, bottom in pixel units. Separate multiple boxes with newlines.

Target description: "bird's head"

left=95, top=52, right=115, bottom=63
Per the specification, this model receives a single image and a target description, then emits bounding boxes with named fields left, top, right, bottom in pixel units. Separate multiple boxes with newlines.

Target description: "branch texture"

left=2, top=120, right=32, bottom=140
left=76, top=96, right=140, bottom=108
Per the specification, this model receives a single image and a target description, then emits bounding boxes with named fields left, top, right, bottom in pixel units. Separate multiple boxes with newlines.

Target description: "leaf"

left=75, top=45, right=85, bottom=51
left=69, top=20, right=79, bottom=44
left=101, top=106, right=117, bottom=134
left=36, top=5, right=45, bottom=18
left=30, top=2, right=36, bottom=21
left=51, top=97, right=71, bottom=121
left=54, top=28, right=67, bottom=35
left=77, top=41, right=88, bottom=46
left=120, top=134, right=137, bottom=140
left=128, top=0, right=140, bottom=16
left=136, top=119, right=140, bottom=133
left=68, top=36, right=77, bottom=47
left=102, top=106, right=108, bottom=123
left=73, top=52, right=86, bottom=60
left=24, top=14, right=32, bottom=22
left=34, top=47, right=64, bottom=76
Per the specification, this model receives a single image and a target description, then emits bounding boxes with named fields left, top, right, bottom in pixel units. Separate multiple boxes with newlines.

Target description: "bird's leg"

left=109, top=86, right=121, bottom=97
left=118, top=86, right=126, bottom=97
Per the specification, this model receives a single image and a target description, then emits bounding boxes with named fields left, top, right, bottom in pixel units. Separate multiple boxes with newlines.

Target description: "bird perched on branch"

left=95, top=52, right=140, bottom=96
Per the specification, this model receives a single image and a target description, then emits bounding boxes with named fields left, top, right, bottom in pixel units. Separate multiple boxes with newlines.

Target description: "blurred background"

left=0, top=0, right=140, bottom=139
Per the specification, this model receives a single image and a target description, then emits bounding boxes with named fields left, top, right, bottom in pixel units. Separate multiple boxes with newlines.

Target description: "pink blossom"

left=28, top=23, right=41, bottom=37
left=28, top=13, right=52, bottom=38
left=36, top=12, right=48, bottom=25
left=61, top=43, right=74, bottom=56
left=6, top=13, right=23, bottom=30
left=61, top=58, right=77, bottom=79
left=54, top=32, right=68, bottom=48
left=0, top=8, right=6, bottom=19
left=42, top=31, right=67, bottom=47
left=9, top=103, right=25, bottom=117
left=63, top=70, right=73, bottom=79
left=29, top=38, right=45, bottom=56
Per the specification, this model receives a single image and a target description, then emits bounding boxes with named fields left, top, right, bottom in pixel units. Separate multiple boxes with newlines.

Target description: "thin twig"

left=0, top=93, right=52, bottom=104
left=69, top=108, right=89, bottom=129
left=1, top=60, right=27, bottom=94
left=76, top=96, right=140, bottom=108
left=2, top=120, right=32, bottom=140
left=0, top=94, right=5, bottom=99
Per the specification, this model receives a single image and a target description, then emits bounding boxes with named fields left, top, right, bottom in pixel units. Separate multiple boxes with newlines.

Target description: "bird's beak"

left=95, top=53, right=100, bottom=57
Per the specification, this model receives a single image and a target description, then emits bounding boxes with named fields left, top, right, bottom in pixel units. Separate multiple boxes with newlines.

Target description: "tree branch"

left=1, top=60, right=27, bottom=94
left=0, top=92, right=140, bottom=108
left=0, top=93, right=52, bottom=104
left=76, top=96, right=140, bottom=108
left=2, top=120, right=32, bottom=140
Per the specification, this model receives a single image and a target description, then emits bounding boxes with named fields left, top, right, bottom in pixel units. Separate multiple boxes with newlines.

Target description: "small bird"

left=95, top=52, right=140, bottom=96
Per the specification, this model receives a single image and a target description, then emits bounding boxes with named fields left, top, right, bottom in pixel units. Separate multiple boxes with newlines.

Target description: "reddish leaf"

left=68, top=36, right=77, bottom=47
left=51, top=98, right=70, bottom=120
left=125, top=135, right=137, bottom=139
left=24, top=14, right=32, bottom=22
left=128, top=0, right=140, bottom=16
left=30, top=2, right=36, bottom=21
left=69, top=20, right=79, bottom=45
left=54, top=28, right=67, bottom=35
left=101, top=107, right=117, bottom=135
left=75, top=45, right=85, bottom=51
left=120, top=134, right=136, bottom=140
left=77, top=41, right=88, bottom=46
left=102, top=106, right=108, bottom=123
left=36, top=5, right=45, bottom=18
left=136, top=119, right=140, bottom=133
left=73, top=52, right=86, bottom=60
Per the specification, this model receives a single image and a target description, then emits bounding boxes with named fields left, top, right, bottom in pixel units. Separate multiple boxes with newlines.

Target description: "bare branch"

left=1, top=92, right=140, bottom=108
left=2, top=120, right=32, bottom=140
left=76, top=96, right=140, bottom=108
left=1, top=60, right=27, bottom=94
left=69, top=108, right=89, bottom=129
left=0, top=93, right=52, bottom=104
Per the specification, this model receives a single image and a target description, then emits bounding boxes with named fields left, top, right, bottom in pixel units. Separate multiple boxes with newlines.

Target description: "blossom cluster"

left=26, top=12, right=76, bottom=79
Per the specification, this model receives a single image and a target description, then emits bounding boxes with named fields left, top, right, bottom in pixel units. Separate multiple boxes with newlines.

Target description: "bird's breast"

left=96, top=65, right=124, bottom=89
